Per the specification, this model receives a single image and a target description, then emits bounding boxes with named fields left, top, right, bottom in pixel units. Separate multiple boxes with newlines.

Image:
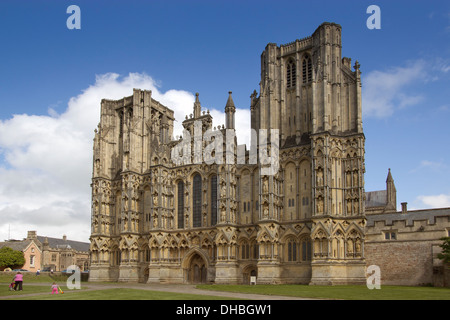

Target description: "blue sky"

left=0, top=0, right=449, bottom=241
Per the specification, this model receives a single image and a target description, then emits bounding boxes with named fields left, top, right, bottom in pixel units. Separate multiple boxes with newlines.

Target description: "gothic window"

left=287, top=239, right=297, bottom=262
left=193, top=174, right=202, bottom=227
left=302, top=56, right=312, bottom=83
left=119, top=111, right=124, bottom=136
left=252, top=242, right=259, bottom=259
left=241, top=241, right=250, bottom=260
left=301, top=238, right=312, bottom=261
left=286, top=59, right=296, bottom=88
left=177, top=181, right=184, bottom=229
left=307, top=58, right=312, bottom=82
left=210, top=175, right=217, bottom=226
left=144, top=247, right=151, bottom=262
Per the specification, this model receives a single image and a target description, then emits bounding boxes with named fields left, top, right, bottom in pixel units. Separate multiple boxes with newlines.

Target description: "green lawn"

left=2, top=272, right=449, bottom=300
left=196, top=284, right=450, bottom=300
left=0, top=272, right=68, bottom=283
left=1, top=287, right=239, bottom=300
left=0, top=285, right=56, bottom=296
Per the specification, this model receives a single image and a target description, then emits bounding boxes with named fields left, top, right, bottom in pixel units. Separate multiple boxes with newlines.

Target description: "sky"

left=0, top=0, right=449, bottom=242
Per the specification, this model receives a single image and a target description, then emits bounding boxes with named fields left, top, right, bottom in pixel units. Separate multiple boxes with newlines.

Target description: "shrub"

left=0, top=247, right=25, bottom=270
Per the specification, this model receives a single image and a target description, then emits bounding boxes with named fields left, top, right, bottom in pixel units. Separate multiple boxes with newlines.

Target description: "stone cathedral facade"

left=89, top=22, right=367, bottom=285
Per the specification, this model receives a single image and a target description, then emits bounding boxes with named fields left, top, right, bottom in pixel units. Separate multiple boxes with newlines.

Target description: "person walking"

left=13, top=272, right=23, bottom=291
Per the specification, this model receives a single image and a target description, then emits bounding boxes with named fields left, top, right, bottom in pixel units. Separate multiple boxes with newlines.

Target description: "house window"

left=30, top=255, right=35, bottom=267
left=384, top=231, right=397, bottom=240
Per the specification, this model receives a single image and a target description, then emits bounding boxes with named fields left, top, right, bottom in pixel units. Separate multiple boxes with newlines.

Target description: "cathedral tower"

left=251, top=22, right=366, bottom=285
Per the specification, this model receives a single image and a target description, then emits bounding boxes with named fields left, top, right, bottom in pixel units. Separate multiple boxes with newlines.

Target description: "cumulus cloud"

left=416, top=193, right=450, bottom=209
left=0, top=72, right=251, bottom=242
left=362, top=60, right=426, bottom=118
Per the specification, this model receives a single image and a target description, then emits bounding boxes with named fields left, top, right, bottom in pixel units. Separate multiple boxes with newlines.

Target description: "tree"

left=0, top=247, right=25, bottom=270
left=437, top=237, right=450, bottom=265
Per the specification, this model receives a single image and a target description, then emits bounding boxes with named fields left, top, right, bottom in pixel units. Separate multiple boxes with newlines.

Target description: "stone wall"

left=365, top=240, right=435, bottom=286
left=365, top=209, right=450, bottom=286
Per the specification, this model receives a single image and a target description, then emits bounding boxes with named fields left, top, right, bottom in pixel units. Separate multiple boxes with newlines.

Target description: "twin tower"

left=89, top=22, right=367, bottom=285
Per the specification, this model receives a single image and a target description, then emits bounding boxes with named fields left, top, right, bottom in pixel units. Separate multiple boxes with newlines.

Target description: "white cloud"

left=362, top=60, right=426, bottom=118
left=0, top=72, right=251, bottom=242
left=409, top=159, right=447, bottom=173
left=416, top=193, right=450, bottom=209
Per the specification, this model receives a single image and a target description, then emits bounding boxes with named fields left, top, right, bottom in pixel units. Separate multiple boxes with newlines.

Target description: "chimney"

left=401, top=202, right=407, bottom=214
left=27, top=231, right=37, bottom=240
left=63, top=235, right=67, bottom=241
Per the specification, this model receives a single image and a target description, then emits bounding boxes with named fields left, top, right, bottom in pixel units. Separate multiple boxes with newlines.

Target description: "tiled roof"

left=36, top=236, right=89, bottom=252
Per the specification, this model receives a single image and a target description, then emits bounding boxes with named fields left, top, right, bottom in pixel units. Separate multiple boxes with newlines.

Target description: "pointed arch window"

left=287, top=239, right=297, bottom=262
left=286, top=59, right=296, bottom=88
left=193, top=174, right=202, bottom=227
left=177, top=181, right=184, bottom=229
left=210, top=175, right=218, bottom=226
left=301, top=238, right=312, bottom=261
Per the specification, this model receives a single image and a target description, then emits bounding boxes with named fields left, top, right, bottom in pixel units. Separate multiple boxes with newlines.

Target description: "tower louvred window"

left=303, top=56, right=312, bottom=83
left=287, top=59, right=296, bottom=88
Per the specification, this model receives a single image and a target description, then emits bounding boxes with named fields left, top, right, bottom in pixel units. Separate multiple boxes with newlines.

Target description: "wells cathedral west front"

left=89, top=22, right=368, bottom=285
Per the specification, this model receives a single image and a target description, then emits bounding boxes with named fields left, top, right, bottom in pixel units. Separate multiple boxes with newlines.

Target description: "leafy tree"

left=437, top=237, right=450, bottom=265
left=0, top=247, right=25, bottom=269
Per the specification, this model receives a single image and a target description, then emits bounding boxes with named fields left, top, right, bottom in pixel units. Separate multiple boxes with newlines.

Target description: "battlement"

left=366, top=207, right=450, bottom=228
left=280, top=36, right=313, bottom=56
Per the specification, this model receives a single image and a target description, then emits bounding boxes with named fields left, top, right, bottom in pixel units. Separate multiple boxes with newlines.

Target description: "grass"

left=1, top=272, right=449, bottom=300
left=0, top=285, right=56, bottom=296
left=0, top=272, right=68, bottom=283
left=15, top=288, right=242, bottom=300
left=196, top=284, right=450, bottom=300
left=0, top=286, right=239, bottom=300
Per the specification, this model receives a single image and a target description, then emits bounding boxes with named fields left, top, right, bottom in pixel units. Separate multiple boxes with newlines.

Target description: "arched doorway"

left=142, top=268, right=149, bottom=284
left=242, top=265, right=258, bottom=284
left=187, top=253, right=207, bottom=284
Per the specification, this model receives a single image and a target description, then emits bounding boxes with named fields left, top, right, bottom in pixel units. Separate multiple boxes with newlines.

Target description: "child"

left=9, top=281, right=15, bottom=291
left=51, top=282, right=58, bottom=294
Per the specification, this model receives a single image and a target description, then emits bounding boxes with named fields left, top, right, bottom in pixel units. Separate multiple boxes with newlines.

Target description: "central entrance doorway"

left=187, top=253, right=207, bottom=284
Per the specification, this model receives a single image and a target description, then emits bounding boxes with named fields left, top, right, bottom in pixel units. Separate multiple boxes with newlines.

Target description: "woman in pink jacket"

left=13, top=272, right=23, bottom=291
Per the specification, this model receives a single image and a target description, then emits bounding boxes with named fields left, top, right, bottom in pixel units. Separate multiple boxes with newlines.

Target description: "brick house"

left=0, top=237, right=41, bottom=272
left=0, top=231, right=90, bottom=272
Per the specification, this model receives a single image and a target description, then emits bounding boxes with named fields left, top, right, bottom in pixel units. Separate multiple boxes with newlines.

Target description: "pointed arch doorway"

left=186, top=253, right=207, bottom=284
